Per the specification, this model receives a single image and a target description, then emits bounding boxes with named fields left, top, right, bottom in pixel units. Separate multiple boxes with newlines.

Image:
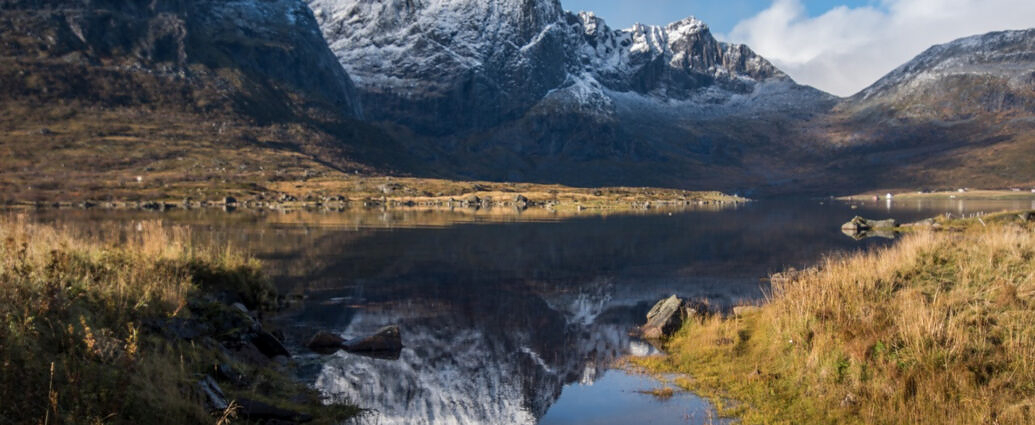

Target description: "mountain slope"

left=307, top=0, right=835, bottom=190
left=800, top=29, right=1035, bottom=193
left=0, top=0, right=412, bottom=202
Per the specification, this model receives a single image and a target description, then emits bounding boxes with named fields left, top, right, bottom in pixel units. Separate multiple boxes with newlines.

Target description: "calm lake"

left=17, top=198, right=1034, bottom=424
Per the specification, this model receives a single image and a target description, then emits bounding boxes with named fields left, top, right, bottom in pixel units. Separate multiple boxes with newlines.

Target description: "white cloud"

left=723, top=0, right=1035, bottom=97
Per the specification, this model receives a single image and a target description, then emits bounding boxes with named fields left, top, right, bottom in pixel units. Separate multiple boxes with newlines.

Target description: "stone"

left=642, top=295, right=687, bottom=339
left=842, top=216, right=897, bottom=232
left=224, top=196, right=238, bottom=206
left=198, top=375, right=228, bottom=412
left=344, top=325, right=403, bottom=354
left=306, top=331, right=347, bottom=354
left=147, top=317, right=209, bottom=341
left=514, top=194, right=530, bottom=209
left=251, top=331, right=291, bottom=359
left=1019, top=211, right=1035, bottom=222
left=842, top=216, right=899, bottom=240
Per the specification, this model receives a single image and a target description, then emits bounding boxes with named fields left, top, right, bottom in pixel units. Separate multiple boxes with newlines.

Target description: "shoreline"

left=2, top=177, right=748, bottom=216
left=632, top=210, right=1035, bottom=424
left=837, top=189, right=1035, bottom=201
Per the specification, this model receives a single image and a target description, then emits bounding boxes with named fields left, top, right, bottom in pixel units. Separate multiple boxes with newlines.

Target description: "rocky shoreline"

left=3, top=192, right=747, bottom=215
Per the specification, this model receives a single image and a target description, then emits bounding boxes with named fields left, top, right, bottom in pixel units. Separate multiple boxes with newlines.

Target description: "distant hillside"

left=797, top=29, right=1035, bottom=194
left=0, top=0, right=410, bottom=202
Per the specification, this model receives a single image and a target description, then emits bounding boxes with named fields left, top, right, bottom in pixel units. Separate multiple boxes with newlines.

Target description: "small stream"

left=18, top=198, right=1031, bottom=424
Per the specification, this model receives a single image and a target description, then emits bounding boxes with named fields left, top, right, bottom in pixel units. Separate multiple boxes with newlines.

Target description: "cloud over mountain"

left=726, top=0, right=1035, bottom=96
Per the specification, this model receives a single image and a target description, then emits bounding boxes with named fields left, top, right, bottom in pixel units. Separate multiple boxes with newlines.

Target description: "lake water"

left=16, top=198, right=1033, bottom=424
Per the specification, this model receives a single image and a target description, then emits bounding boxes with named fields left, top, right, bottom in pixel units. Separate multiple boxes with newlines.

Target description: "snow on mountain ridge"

left=855, top=28, right=1035, bottom=102
left=308, top=0, right=786, bottom=104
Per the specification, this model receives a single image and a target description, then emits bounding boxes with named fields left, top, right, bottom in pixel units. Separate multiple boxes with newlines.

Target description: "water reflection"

left=11, top=198, right=1031, bottom=425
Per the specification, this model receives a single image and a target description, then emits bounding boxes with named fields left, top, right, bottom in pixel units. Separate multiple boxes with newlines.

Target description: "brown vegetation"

left=637, top=212, right=1035, bottom=424
left=0, top=215, right=358, bottom=424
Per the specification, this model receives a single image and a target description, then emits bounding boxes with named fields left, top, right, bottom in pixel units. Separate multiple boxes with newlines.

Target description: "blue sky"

left=561, top=0, right=874, bottom=34
left=561, top=0, right=1035, bottom=96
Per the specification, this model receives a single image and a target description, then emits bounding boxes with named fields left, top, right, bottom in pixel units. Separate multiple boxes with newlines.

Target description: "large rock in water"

left=345, top=325, right=403, bottom=353
left=306, top=325, right=403, bottom=358
left=842, top=216, right=899, bottom=240
left=641, top=295, right=699, bottom=339
left=842, top=216, right=897, bottom=232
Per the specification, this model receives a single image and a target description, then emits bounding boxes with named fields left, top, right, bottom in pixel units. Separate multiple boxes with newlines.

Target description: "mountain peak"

left=665, top=16, right=709, bottom=35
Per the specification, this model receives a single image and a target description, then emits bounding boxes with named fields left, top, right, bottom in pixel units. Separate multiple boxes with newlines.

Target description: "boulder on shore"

left=641, top=295, right=707, bottom=339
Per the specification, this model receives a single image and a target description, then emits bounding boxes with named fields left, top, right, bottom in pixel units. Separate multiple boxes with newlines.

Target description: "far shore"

left=1, top=175, right=748, bottom=216
left=838, top=189, right=1035, bottom=201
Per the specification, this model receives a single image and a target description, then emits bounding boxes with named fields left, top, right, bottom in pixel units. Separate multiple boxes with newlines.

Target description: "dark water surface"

left=17, top=198, right=1033, bottom=425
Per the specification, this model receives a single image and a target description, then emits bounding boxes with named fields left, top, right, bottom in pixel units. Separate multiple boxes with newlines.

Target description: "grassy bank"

left=0, top=215, right=358, bottom=424
left=636, top=212, right=1035, bottom=425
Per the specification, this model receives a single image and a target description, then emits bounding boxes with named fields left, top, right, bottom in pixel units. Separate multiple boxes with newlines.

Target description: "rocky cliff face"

left=306, top=0, right=834, bottom=189
left=308, top=0, right=806, bottom=132
left=0, top=0, right=362, bottom=119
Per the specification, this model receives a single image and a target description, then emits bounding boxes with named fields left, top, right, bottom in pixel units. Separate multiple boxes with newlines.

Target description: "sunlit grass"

left=636, top=214, right=1035, bottom=425
left=0, top=215, right=356, bottom=424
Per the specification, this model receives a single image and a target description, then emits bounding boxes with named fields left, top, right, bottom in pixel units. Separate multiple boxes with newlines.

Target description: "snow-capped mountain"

left=305, top=0, right=834, bottom=189
left=849, top=28, right=1035, bottom=117
left=307, top=0, right=824, bottom=129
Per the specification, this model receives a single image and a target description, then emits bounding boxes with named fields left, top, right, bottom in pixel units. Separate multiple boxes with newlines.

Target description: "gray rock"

left=842, top=216, right=897, bottom=232
left=198, top=375, right=228, bottom=412
left=642, top=295, right=699, bottom=339
left=842, top=216, right=899, bottom=240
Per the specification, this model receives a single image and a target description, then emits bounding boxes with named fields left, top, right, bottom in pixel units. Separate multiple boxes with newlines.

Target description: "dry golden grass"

left=0, top=215, right=355, bottom=424
left=636, top=215, right=1035, bottom=425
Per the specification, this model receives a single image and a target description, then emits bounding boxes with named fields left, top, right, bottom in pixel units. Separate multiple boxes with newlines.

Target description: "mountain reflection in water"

left=17, top=199, right=1031, bottom=425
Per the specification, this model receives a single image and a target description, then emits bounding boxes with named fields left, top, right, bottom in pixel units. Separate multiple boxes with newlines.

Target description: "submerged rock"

left=306, top=331, right=347, bottom=355
left=344, top=325, right=403, bottom=354
left=307, top=325, right=403, bottom=358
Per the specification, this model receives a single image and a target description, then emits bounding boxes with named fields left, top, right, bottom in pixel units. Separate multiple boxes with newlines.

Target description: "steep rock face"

left=307, top=0, right=833, bottom=189
left=0, top=0, right=362, bottom=119
left=307, top=0, right=812, bottom=134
